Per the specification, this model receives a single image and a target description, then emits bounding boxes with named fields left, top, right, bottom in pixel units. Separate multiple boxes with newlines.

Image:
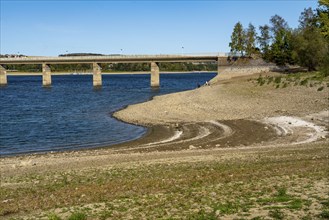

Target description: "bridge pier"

left=217, top=57, right=229, bottom=76
left=151, top=62, right=159, bottom=87
left=93, top=63, right=102, bottom=87
left=0, top=65, right=7, bottom=86
left=42, top=63, right=51, bottom=87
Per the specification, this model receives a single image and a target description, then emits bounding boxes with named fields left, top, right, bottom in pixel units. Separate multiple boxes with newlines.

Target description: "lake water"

left=0, top=73, right=216, bottom=155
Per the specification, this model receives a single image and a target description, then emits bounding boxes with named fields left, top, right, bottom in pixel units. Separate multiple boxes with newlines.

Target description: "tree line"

left=229, top=0, right=329, bottom=75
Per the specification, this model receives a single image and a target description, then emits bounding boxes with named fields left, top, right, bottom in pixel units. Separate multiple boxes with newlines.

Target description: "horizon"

left=1, top=0, right=318, bottom=56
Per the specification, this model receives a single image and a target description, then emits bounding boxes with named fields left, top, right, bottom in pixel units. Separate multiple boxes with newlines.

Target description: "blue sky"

left=0, top=0, right=318, bottom=56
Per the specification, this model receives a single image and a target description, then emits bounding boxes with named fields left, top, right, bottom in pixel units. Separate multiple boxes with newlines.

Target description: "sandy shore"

left=114, top=72, right=328, bottom=125
left=1, top=68, right=328, bottom=219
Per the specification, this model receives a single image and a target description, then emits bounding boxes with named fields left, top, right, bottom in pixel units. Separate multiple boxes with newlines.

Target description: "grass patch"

left=287, top=199, right=303, bottom=209
left=319, top=210, right=329, bottom=219
left=256, top=75, right=266, bottom=86
left=257, top=187, right=305, bottom=210
left=99, top=209, right=113, bottom=220
left=268, top=209, right=285, bottom=219
left=67, top=212, right=87, bottom=220
left=274, top=76, right=282, bottom=84
left=188, top=210, right=217, bottom=220
left=213, top=202, right=240, bottom=214
left=253, top=71, right=329, bottom=89
left=47, top=213, right=62, bottom=220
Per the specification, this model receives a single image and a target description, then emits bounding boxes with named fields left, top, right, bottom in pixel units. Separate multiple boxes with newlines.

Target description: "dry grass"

left=1, top=142, right=328, bottom=219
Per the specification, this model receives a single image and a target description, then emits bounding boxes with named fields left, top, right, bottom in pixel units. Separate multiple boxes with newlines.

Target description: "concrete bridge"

left=0, top=53, right=233, bottom=87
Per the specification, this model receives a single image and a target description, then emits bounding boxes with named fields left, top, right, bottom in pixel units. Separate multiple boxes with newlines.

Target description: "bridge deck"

left=0, top=54, right=228, bottom=65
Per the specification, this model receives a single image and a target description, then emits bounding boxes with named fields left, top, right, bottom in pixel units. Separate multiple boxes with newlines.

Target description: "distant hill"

left=58, top=53, right=106, bottom=57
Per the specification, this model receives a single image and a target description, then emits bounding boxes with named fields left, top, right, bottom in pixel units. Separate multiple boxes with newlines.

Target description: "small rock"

left=215, top=144, right=221, bottom=147
left=189, top=145, right=196, bottom=150
left=2, top=199, right=13, bottom=203
left=210, top=192, right=217, bottom=197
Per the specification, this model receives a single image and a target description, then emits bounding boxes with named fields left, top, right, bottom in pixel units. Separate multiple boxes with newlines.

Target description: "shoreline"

left=2, top=69, right=328, bottom=156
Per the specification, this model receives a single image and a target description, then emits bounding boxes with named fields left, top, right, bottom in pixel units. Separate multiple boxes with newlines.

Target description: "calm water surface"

left=0, top=73, right=216, bottom=155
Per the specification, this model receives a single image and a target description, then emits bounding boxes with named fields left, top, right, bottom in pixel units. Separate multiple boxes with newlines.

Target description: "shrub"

left=319, top=210, right=329, bottom=219
left=274, top=76, right=282, bottom=84
left=269, top=209, right=285, bottom=219
left=318, top=86, right=324, bottom=91
left=300, top=78, right=308, bottom=86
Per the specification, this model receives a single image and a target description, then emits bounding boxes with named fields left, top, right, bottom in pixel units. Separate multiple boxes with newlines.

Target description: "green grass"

left=253, top=71, right=329, bottom=89
left=67, top=212, right=87, bottom=220
left=213, top=202, right=240, bottom=214
left=47, top=213, right=61, bottom=220
left=188, top=210, right=217, bottom=220
left=319, top=210, right=329, bottom=219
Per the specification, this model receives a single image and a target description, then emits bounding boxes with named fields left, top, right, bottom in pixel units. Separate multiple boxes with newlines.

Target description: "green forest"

left=229, top=0, right=329, bottom=75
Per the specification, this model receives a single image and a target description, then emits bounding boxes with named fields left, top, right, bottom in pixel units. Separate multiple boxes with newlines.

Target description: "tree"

left=270, top=29, right=293, bottom=66
left=229, top=22, right=245, bottom=55
left=299, top=7, right=317, bottom=29
left=258, top=25, right=271, bottom=60
left=292, top=28, right=327, bottom=71
left=270, top=14, right=289, bottom=35
left=245, top=23, right=257, bottom=56
left=317, top=0, right=329, bottom=40
left=268, top=15, right=294, bottom=65
left=291, top=6, right=329, bottom=71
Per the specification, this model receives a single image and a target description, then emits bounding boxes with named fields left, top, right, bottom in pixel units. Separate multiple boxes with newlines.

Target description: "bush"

left=300, top=78, right=308, bottom=86
left=269, top=209, right=285, bottom=219
left=318, top=86, right=324, bottom=91
left=274, top=76, right=282, bottom=84
left=319, top=210, right=329, bottom=219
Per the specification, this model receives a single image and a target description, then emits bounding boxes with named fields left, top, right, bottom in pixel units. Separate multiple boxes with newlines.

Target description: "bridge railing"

left=0, top=52, right=242, bottom=61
